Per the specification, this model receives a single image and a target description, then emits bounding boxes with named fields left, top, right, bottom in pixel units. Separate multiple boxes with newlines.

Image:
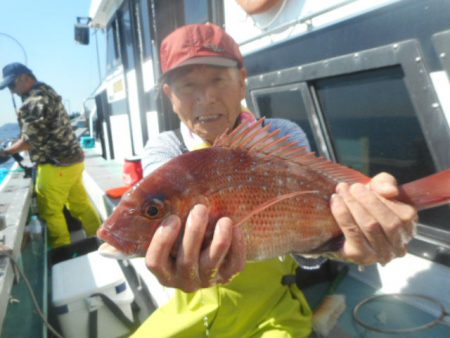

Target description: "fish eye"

left=147, top=206, right=160, bottom=217
left=145, top=199, right=165, bottom=219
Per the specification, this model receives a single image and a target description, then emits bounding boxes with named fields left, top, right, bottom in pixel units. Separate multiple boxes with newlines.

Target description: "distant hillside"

left=0, top=123, right=20, bottom=142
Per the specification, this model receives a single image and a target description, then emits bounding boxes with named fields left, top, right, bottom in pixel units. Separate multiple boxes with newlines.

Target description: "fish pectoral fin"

left=234, top=190, right=319, bottom=228
left=290, top=236, right=345, bottom=265
left=291, top=254, right=326, bottom=268
left=307, top=235, right=345, bottom=255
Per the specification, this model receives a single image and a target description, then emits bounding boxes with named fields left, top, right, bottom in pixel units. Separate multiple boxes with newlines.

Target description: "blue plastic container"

left=80, top=136, right=95, bottom=149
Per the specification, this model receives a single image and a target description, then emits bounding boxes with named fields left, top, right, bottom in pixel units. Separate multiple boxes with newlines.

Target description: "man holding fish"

left=99, top=23, right=423, bottom=337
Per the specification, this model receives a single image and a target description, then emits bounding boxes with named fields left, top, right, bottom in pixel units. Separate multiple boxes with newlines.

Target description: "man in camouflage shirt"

left=0, top=62, right=101, bottom=247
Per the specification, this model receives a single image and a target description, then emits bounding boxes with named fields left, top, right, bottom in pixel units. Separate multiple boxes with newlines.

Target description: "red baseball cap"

left=160, top=23, right=244, bottom=76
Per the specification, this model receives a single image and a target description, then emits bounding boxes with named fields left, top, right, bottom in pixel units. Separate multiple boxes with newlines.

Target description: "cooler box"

left=80, top=136, right=95, bottom=149
left=52, top=251, right=134, bottom=338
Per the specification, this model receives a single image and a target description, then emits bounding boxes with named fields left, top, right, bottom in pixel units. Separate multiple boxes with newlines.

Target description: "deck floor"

left=82, top=147, right=124, bottom=220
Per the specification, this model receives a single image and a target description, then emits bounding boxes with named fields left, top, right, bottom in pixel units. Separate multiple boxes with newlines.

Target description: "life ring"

left=236, top=0, right=283, bottom=15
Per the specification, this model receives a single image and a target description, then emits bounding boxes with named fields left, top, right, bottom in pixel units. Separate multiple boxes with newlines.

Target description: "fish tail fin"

left=399, top=168, right=450, bottom=210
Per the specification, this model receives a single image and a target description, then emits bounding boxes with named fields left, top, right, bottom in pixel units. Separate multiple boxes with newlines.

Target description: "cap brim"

left=179, top=56, right=238, bottom=69
left=0, top=75, right=14, bottom=90
left=166, top=56, right=238, bottom=74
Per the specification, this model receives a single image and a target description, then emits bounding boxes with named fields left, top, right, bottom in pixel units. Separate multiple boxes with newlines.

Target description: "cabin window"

left=139, top=0, right=153, bottom=60
left=254, top=89, right=318, bottom=153
left=313, top=66, right=450, bottom=232
left=152, top=0, right=184, bottom=50
left=106, top=19, right=120, bottom=73
left=119, top=4, right=136, bottom=70
left=314, top=66, right=434, bottom=179
left=184, top=0, right=209, bottom=24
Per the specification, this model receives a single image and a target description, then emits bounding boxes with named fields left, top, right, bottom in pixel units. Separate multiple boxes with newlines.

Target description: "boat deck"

left=0, top=163, right=35, bottom=336
left=83, top=148, right=124, bottom=220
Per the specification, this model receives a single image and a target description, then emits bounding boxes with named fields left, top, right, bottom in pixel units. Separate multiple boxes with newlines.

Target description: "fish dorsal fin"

left=214, top=118, right=369, bottom=184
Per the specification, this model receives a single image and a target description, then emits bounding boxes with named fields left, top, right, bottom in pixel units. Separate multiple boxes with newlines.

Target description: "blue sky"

left=0, top=0, right=105, bottom=127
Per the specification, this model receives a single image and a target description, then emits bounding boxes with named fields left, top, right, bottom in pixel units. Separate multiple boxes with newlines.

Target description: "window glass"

left=119, top=5, right=135, bottom=70
left=106, top=20, right=120, bottom=73
left=255, top=90, right=318, bottom=153
left=139, top=0, right=153, bottom=60
left=314, top=66, right=450, bottom=231
left=184, top=0, right=209, bottom=24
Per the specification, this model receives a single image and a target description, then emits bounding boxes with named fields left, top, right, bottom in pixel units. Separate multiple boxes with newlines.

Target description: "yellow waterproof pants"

left=131, top=256, right=312, bottom=338
left=35, top=161, right=102, bottom=248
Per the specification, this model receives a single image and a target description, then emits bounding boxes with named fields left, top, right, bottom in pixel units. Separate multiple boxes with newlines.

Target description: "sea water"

left=0, top=159, right=14, bottom=185
left=0, top=123, right=20, bottom=186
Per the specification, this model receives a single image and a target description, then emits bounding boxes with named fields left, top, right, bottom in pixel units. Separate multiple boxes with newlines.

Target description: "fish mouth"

left=98, top=242, right=133, bottom=259
left=97, top=227, right=147, bottom=258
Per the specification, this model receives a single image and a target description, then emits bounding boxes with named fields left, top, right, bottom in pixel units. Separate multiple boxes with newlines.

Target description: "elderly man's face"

left=163, top=65, right=247, bottom=144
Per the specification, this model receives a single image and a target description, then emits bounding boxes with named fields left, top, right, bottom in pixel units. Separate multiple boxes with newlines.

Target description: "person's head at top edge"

left=0, top=62, right=36, bottom=96
left=160, top=23, right=247, bottom=144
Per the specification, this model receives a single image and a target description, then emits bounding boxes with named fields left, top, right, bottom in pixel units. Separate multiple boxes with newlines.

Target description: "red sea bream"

left=97, top=119, right=450, bottom=260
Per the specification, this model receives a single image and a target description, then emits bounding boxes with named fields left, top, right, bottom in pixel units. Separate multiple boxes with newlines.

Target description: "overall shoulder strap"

left=173, top=128, right=189, bottom=153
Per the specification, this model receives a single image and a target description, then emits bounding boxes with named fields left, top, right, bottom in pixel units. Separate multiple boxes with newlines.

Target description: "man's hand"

left=145, top=204, right=246, bottom=292
left=331, top=172, right=418, bottom=265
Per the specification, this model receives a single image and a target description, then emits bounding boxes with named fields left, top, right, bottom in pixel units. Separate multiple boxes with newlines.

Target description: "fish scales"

left=187, top=148, right=341, bottom=260
left=97, top=118, right=450, bottom=261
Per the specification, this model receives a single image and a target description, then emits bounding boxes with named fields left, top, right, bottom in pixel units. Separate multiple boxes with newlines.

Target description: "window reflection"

left=139, top=0, right=153, bottom=60
left=255, top=90, right=318, bottom=153
left=314, top=66, right=449, bottom=231
left=184, top=0, right=209, bottom=24
left=119, top=6, right=135, bottom=70
left=106, top=20, right=120, bottom=73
